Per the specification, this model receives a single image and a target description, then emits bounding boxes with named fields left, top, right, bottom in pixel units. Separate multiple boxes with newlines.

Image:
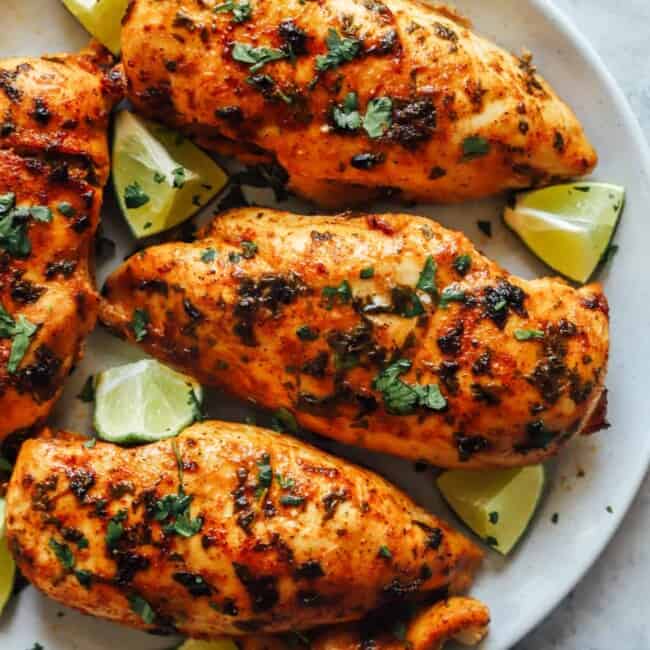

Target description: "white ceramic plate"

left=1, top=1, right=649, bottom=649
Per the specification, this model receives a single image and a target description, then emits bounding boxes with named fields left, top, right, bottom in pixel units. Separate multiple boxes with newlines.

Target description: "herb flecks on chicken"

left=120, top=0, right=597, bottom=207
left=100, top=209, right=609, bottom=469
left=0, top=45, right=122, bottom=443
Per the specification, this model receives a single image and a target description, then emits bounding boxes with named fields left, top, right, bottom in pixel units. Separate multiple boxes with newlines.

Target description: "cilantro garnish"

left=129, top=594, right=156, bottom=624
left=124, top=181, right=150, bottom=209
left=271, top=408, right=298, bottom=433
left=172, top=166, right=186, bottom=188
left=0, top=192, right=37, bottom=258
left=362, top=97, right=392, bottom=138
left=232, top=43, right=287, bottom=72
left=438, top=284, right=466, bottom=309
left=462, top=135, right=490, bottom=160
left=105, top=509, right=127, bottom=548
left=296, top=325, right=319, bottom=341
left=373, top=359, right=447, bottom=415
left=322, top=280, right=352, bottom=309
left=131, top=308, right=149, bottom=342
left=280, top=494, right=305, bottom=507
left=378, top=545, right=392, bottom=559
left=256, top=452, right=273, bottom=498
left=332, top=92, right=361, bottom=131
left=453, top=254, right=472, bottom=276
left=360, top=266, right=374, bottom=279
left=49, top=538, right=74, bottom=570
left=215, top=0, right=252, bottom=23
left=58, top=201, right=76, bottom=218
left=416, top=255, right=437, bottom=295
left=153, top=441, right=203, bottom=537
left=241, top=240, right=258, bottom=259
left=514, top=328, right=544, bottom=341
left=315, top=29, right=361, bottom=72
left=0, top=303, right=38, bottom=373
left=201, top=248, right=217, bottom=263
left=77, top=375, right=95, bottom=403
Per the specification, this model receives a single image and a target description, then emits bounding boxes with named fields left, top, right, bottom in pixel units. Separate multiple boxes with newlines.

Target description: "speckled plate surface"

left=1, top=1, right=650, bottom=649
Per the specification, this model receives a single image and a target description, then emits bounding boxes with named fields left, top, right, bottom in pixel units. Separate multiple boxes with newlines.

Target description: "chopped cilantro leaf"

left=271, top=407, right=299, bottom=433
left=360, top=266, right=374, bottom=279
left=201, top=248, right=217, bottom=262
left=0, top=304, right=38, bottom=373
left=453, top=254, right=472, bottom=276
left=296, top=325, right=319, bottom=341
left=241, top=240, right=258, bottom=259
left=276, top=473, right=295, bottom=489
left=378, top=545, right=392, bottom=559
left=362, top=97, right=392, bottom=138
left=215, top=0, right=253, bottom=23
left=438, top=284, right=465, bottom=309
left=514, top=328, right=544, bottom=341
left=58, top=201, right=76, bottom=218
left=153, top=171, right=166, bottom=184
left=462, top=135, right=490, bottom=160
left=232, top=43, right=287, bottom=72
left=49, top=538, right=74, bottom=570
left=131, top=308, right=149, bottom=342
left=172, top=166, right=186, bottom=188
left=332, top=92, right=361, bottom=131
left=416, top=255, right=437, bottom=294
left=124, top=181, right=150, bottom=209
left=489, top=511, right=499, bottom=524
left=322, top=280, right=352, bottom=309
left=77, top=375, right=95, bottom=402
left=280, top=494, right=305, bottom=507
left=315, top=29, right=361, bottom=72
left=129, top=594, right=156, bottom=624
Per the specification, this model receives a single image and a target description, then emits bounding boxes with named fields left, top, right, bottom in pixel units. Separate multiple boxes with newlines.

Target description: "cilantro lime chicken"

left=99, top=209, right=609, bottom=469
left=5, top=423, right=486, bottom=642
left=0, top=45, right=122, bottom=444
left=119, top=0, right=597, bottom=207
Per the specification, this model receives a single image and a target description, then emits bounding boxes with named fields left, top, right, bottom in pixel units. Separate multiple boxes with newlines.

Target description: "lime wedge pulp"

left=112, top=111, right=228, bottom=238
left=93, top=360, right=203, bottom=445
left=0, top=499, right=16, bottom=616
left=177, top=640, right=239, bottom=650
left=504, top=182, right=625, bottom=283
left=62, top=0, right=130, bottom=55
left=437, top=465, right=546, bottom=555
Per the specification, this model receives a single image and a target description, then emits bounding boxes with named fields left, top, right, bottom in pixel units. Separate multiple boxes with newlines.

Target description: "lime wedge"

left=177, top=640, right=239, bottom=650
left=437, top=465, right=546, bottom=555
left=504, top=182, right=624, bottom=283
left=112, top=111, right=227, bottom=239
left=62, top=0, right=130, bottom=55
left=94, top=360, right=203, bottom=445
left=0, top=498, right=16, bottom=616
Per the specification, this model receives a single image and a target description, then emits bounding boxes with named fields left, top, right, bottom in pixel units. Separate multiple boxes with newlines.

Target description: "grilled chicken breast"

left=242, top=597, right=490, bottom=650
left=121, top=0, right=597, bottom=207
left=0, top=45, right=122, bottom=443
left=99, top=209, right=609, bottom=469
left=6, top=422, right=484, bottom=637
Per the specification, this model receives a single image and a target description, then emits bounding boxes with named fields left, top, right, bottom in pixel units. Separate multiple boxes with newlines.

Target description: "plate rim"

left=505, top=0, right=650, bottom=646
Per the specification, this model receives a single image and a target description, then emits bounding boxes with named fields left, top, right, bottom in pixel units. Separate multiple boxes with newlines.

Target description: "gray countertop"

left=516, top=1, right=650, bottom=648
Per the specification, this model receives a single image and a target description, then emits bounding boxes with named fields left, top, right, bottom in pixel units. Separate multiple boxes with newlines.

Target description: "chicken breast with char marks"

left=6, top=423, right=484, bottom=637
left=0, top=44, right=122, bottom=444
left=120, top=0, right=597, bottom=207
left=99, top=208, right=609, bottom=469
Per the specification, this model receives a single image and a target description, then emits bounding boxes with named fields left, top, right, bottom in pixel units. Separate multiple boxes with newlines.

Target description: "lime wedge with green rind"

left=504, top=182, right=624, bottom=283
left=437, top=465, right=546, bottom=555
left=62, top=0, right=130, bottom=55
left=94, top=359, right=203, bottom=445
left=177, top=640, right=239, bottom=650
left=0, top=498, right=16, bottom=616
left=112, top=111, right=227, bottom=239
